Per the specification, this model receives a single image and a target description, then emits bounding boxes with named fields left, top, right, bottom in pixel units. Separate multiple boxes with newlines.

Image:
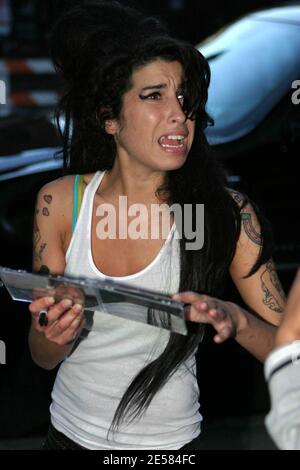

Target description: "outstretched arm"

left=174, top=195, right=286, bottom=362
left=172, top=290, right=276, bottom=362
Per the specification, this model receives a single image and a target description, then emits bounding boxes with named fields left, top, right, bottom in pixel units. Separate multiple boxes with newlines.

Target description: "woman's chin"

left=160, top=155, right=188, bottom=171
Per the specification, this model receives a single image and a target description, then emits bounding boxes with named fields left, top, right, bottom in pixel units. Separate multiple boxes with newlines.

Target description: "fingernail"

left=73, top=304, right=83, bottom=313
left=45, top=297, right=55, bottom=305
left=62, top=299, right=73, bottom=308
left=38, top=311, right=48, bottom=327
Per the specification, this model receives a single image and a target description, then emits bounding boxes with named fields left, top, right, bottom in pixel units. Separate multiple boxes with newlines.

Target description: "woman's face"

left=106, top=59, right=195, bottom=174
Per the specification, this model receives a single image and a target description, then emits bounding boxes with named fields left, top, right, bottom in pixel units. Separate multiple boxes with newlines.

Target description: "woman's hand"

left=29, top=296, right=86, bottom=346
left=173, top=291, right=244, bottom=343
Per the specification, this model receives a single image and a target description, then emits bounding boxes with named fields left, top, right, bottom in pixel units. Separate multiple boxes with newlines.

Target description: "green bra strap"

left=72, top=175, right=84, bottom=233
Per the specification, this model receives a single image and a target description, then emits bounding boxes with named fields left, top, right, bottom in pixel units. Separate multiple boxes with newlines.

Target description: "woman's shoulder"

left=39, top=174, right=74, bottom=195
left=35, top=176, right=75, bottom=236
left=35, top=173, right=98, bottom=246
left=38, top=172, right=97, bottom=199
left=226, top=188, right=261, bottom=220
left=225, top=187, right=247, bottom=209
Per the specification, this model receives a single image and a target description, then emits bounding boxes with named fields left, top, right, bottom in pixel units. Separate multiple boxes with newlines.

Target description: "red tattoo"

left=43, top=195, right=52, bottom=204
left=241, top=213, right=262, bottom=246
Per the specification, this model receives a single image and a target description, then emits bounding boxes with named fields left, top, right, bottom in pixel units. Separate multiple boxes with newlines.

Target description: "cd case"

left=0, top=266, right=188, bottom=335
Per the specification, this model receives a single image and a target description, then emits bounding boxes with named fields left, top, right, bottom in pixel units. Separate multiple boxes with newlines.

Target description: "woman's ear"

left=104, top=119, right=118, bottom=135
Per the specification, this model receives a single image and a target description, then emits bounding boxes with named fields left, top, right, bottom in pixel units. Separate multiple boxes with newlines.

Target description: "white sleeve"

left=264, top=341, right=300, bottom=450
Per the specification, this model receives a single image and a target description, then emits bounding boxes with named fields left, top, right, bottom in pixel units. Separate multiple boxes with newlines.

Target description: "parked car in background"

left=199, top=3, right=300, bottom=292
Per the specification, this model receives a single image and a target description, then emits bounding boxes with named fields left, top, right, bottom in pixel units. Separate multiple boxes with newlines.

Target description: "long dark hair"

left=50, top=1, right=273, bottom=432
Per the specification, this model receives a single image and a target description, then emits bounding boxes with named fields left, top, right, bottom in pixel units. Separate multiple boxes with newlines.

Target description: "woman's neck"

left=100, top=160, right=167, bottom=205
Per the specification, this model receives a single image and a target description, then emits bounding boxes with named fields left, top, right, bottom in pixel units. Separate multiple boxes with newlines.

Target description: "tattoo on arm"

left=33, top=193, right=53, bottom=265
left=33, top=216, right=41, bottom=247
left=43, top=195, right=52, bottom=204
left=42, top=194, right=52, bottom=217
left=260, top=261, right=286, bottom=313
left=36, top=242, right=47, bottom=262
left=230, top=190, right=262, bottom=245
left=33, top=241, right=47, bottom=263
left=231, top=190, right=244, bottom=207
left=241, top=213, right=262, bottom=246
left=33, top=208, right=42, bottom=263
left=33, top=196, right=51, bottom=261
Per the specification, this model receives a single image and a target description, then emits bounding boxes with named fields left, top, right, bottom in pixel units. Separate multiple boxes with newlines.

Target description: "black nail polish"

left=38, top=312, right=48, bottom=327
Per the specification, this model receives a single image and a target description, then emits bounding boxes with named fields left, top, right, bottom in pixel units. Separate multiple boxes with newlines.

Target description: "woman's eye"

left=139, top=92, right=161, bottom=100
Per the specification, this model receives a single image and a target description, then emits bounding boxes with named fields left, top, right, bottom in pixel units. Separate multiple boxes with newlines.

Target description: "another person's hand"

left=173, top=291, right=244, bottom=343
left=274, top=269, right=300, bottom=348
left=29, top=296, right=86, bottom=346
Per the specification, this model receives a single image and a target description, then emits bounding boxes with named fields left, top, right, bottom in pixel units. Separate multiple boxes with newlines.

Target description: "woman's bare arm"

left=229, top=195, right=286, bottom=360
left=28, top=176, right=86, bottom=370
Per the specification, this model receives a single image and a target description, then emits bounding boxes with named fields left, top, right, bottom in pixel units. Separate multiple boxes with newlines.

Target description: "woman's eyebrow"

left=141, top=83, right=167, bottom=91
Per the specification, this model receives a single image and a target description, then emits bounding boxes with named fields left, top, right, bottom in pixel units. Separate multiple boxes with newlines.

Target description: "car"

left=198, top=3, right=300, bottom=291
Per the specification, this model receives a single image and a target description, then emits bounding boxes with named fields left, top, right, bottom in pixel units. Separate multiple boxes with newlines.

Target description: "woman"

left=28, top=1, right=285, bottom=450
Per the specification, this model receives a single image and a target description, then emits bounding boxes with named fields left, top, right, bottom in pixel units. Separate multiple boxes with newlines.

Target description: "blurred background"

left=0, top=0, right=299, bottom=450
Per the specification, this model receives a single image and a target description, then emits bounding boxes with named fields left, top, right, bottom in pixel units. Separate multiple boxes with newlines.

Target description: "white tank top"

left=50, top=170, right=202, bottom=450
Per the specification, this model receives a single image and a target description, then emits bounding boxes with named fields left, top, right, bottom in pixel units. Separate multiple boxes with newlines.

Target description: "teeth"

left=166, top=135, right=185, bottom=140
left=161, top=143, right=184, bottom=148
left=159, top=134, right=186, bottom=149
left=159, top=135, right=185, bottom=146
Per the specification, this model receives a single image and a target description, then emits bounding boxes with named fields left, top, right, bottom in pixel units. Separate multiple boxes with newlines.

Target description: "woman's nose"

left=168, top=97, right=186, bottom=124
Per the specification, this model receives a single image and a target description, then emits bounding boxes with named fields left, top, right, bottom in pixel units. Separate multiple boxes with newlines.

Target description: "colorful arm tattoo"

left=260, top=261, right=286, bottom=313
left=241, top=213, right=262, bottom=246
